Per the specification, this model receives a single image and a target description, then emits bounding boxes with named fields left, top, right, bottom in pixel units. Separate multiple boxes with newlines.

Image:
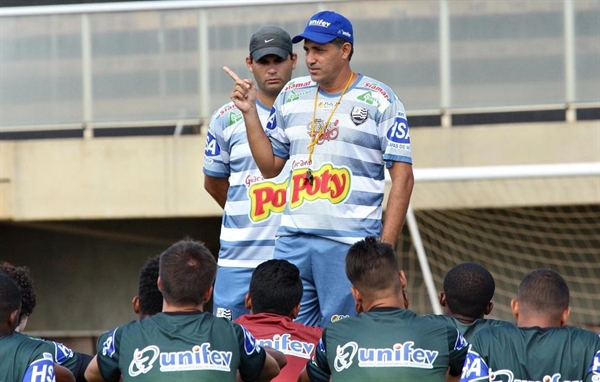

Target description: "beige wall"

left=1, top=120, right=598, bottom=221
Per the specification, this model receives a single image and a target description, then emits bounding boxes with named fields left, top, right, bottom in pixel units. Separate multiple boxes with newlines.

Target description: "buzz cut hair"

left=159, top=240, right=217, bottom=307
left=518, top=268, right=569, bottom=320
left=443, top=262, right=495, bottom=319
left=249, top=259, right=303, bottom=316
left=138, top=255, right=162, bottom=316
left=345, top=236, right=400, bottom=298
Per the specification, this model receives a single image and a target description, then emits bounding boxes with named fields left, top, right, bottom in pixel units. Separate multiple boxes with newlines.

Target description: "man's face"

left=249, top=53, right=297, bottom=98
left=303, top=40, right=347, bottom=87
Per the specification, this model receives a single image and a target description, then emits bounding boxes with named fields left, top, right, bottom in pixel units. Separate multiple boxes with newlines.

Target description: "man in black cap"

left=203, top=25, right=297, bottom=321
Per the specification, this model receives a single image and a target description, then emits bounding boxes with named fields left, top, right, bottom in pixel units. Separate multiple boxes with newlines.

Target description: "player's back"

left=425, top=314, right=514, bottom=342
left=96, top=312, right=265, bottom=382
left=310, top=308, right=467, bottom=381
left=462, top=325, right=600, bottom=381
left=236, top=312, right=322, bottom=381
left=0, top=331, right=56, bottom=382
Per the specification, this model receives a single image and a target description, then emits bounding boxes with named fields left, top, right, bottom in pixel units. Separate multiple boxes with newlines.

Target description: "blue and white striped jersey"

left=265, top=74, right=412, bottom=245
left=203, top=100, right=289, bottom=267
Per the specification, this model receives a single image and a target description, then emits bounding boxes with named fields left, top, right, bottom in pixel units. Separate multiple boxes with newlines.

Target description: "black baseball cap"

left=249, top=25, right=293, bottom=61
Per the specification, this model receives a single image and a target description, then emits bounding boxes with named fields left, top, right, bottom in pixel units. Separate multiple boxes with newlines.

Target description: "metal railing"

left=1, top=0, right=598, bottom=135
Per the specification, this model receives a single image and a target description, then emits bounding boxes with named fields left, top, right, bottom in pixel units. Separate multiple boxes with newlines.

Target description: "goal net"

left=395, top=164, right=600, bottom=330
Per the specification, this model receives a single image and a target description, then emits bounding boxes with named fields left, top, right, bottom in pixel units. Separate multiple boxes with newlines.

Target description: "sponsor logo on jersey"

left=219, top=103, right=237, bottom=116
left=308, top=19, right=331, bottom=28
left=306, top=119, right=340, bottom=144
left=215, top=307, right=233, bottom=320
left=461, top=347, right=489, bottom=381
left=355, top=341, right=438, bottom=369
left=286, top=90, right=309, bottom=103
left=265, top=110, right=277, bottom=130
left=591, top=350, right=600, bottom=377
left=289, top=164, right=351, bottom=210
left=357, top=91, right=380, bottom=106
left=102, top=329, right=118, bottom=358
left=54, top=341, right=74, bottom=364
left=454, top=330, right=468, bottom=350
left=204, top=132, right=221, bottom=157
left=350, top=107, right=368, bottom=125
left=331, top=314, right=349, bottom=323
left=284, top=80, right=313, bottom=92
left=488, top=370, right=575, bottom=382
left=241, top=326, right=261, bottom=355
left=386, top=114, right=410, bottom=144
left=248, top=179, right=287, bottom=222
left=229, top=111, right=243, bottom=126
left=318, top=101, right=336, bottom=110
left=23, top=353, right=55, bottom=382
left=364, top=82, right=390, bottom=99
left=257, top=334, right=315, bottom=359
left=334, top=341, right=359, bottom=372
left=128, top=344, right=234, bottom=375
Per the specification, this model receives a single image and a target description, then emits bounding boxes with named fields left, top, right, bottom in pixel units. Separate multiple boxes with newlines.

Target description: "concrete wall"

left=1, top=121, right=598, bottom=222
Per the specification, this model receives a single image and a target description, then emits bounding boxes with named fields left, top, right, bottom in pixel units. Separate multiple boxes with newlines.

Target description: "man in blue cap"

left=224, top=11, right=414, bottom=328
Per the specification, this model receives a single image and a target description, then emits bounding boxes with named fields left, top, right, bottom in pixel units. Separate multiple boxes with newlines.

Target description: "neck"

left=256, top=90, right=277, bottom=109
left=319, top=67, right=354, bottom=94
left=362, top=296, right=404, bottom=312
left=450, top=312, right=480, bottom=324
left=517, top=315, right=562, bottom=329
left=162, top=301, right=204, bottom=314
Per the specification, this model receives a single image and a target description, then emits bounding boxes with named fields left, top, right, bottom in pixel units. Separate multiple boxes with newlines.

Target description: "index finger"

left=223, top=66, right=241, bottom=82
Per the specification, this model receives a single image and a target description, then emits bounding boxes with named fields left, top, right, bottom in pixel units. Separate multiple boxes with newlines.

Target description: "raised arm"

left=204, top=175, right=230, bottom=209
left=223, top=66, right=286, bottom=178
left=380, top=161, right=414, bottom=245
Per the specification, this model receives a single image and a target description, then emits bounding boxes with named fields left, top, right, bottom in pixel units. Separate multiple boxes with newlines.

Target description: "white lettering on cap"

left=308, top=19, right=331, bottom=28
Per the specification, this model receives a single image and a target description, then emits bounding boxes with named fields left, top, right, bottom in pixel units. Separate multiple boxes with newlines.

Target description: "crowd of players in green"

left=1, top=236, right=599, bottom=382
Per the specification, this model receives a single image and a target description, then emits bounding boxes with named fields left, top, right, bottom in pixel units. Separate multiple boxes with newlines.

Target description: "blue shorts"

left=212, top=266, right=253, bottom=320
left=274, top=234, right=356, bottom=328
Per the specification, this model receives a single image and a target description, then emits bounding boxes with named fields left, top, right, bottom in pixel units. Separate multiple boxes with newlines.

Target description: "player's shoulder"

left=561, top=325, right=600, bottom=342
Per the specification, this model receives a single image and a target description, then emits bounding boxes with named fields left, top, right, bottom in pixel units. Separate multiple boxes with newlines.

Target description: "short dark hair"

left=138, top=255, right=162, bottom=316
left=518, top=268, right=569, bottom=320
left=443, top=262, right=495, bottom=319
left=0, top=262, right=36, bottom=324
left=346, top=236, right=400, bottom=298
left=159, top=240, right=216, bottom=307
left=249, top=260, right=303, bottom=316
left=0, top=273, right=21, bottom=322
left=331, top=37, right=354, bottom=61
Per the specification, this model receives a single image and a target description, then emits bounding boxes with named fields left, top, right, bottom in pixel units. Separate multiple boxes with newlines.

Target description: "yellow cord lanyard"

left=305, top=72, right=354, bottom=185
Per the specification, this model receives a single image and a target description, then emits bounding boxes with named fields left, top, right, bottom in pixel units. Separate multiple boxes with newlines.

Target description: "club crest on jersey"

left=204, top=132, right=221, bottom=157
left=248, top=179, right=287, bottom=222
left=289, top=164, right=352, bottom=209
left=128, top=344, right=234, bottom=375
left=257, top=334, right=315, bottom=359
left=350, top=107, right=368, bottom=125
left=215, top=307, right=233, bottom=320
left=306, top=119, right=339, bottom=144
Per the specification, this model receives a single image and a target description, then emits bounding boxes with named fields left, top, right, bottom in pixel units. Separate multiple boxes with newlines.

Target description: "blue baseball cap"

left=292, top=11, right=353, bottom=45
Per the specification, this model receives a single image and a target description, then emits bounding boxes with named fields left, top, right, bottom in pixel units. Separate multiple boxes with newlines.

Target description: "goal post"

left=391, top=162, right=600, bottom=327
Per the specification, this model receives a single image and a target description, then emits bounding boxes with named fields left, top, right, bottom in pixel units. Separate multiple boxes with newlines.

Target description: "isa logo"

left=205, top=132, right=221, bottom=157
left=265, top=109, right=277, bottom=130
left=241, top=325, right=261, bottom=355
left=386, top=115, right=410, bottom=144
left=54, top=341, right=74, bottom=364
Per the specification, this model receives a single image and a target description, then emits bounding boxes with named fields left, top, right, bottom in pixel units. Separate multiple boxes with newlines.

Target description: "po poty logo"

left=248, top=179, right=287, bottom=222
left=289, top=164, right=351, bottom=209
left=306, top=119, right=339, bottom=144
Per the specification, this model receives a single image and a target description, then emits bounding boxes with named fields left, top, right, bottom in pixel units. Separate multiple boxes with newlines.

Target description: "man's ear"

left=290, top=303, right=301, bottom=319
left=203, top=285, right=214, bottom=304
left=132, top=296, right=141, bottom=315
left=291, top=53, right=298, bottom=69
left=439, top=292, right=446, bottom=307
left=560, top=306, right=571, bottom=326
left=244, top=293, right=252, bottom=311
left=246, top=56, right=253, bottom=73
left=350, top=285, right=362, bottom=309
left=399, top=270, right=407, bottom=290
left=341, top=42, right=352, bottom=60
left=484, top=301, right=494, bottom=316
left=511, top=299, right=519, bottom=321
left=157, top=277, right=163, bottom=293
